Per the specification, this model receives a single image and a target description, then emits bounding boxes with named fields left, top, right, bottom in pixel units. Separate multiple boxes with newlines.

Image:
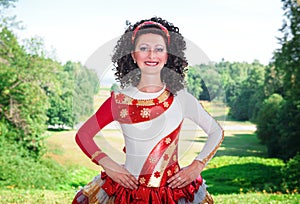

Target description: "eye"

left=138, top=45, right=149, bottom=52
left=155, top=46, right=165, bottom=52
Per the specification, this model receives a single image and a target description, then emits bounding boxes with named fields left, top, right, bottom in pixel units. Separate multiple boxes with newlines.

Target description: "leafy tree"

left=0, top=28, right=51, bottom=157
left=187, top=64, right=222, bottom=101
left=256, top=0, right=300, bottom=160
left=256, top=94, right=284, bottom=157
left=225, top=61, right=266, bottom=121
left=217, top=61, right=251, bottom=106
left=187, top=66, right=203, bottom=100
left=65, top=61, right=99, bottom=125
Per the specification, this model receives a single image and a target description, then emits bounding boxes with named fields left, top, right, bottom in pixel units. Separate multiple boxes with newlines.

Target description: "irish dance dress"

left=73, top=86, right=224, bottom=204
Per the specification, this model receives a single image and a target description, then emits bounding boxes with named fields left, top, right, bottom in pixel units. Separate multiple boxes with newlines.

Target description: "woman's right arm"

left=75, top=96, right=138, bottom=189
left=75, top=97, right=113, bottom=164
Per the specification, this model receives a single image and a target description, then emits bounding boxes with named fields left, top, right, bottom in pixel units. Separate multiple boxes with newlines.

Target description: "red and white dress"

left=74, top=86, right=224, bottom=204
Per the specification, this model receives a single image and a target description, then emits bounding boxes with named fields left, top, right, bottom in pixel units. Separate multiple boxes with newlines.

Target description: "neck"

left=137, top=75, right=164, bottom=93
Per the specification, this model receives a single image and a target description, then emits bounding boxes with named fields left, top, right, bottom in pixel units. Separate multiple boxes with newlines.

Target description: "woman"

left=73, top=17, right=224, bottom=204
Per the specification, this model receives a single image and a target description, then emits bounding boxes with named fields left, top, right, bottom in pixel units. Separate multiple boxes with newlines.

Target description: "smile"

left=145, top=61, right=159, bottom=66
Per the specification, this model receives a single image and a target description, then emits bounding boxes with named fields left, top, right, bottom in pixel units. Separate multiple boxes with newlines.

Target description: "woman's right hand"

left=98, top=157, right=138, bottom=190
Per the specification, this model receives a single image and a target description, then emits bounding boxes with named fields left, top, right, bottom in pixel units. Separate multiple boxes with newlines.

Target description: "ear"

left=131, top=51, right=136, bottom=63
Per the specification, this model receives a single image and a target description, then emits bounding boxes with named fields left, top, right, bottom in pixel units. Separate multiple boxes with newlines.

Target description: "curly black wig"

left=112, top=17, right=188, bottom=94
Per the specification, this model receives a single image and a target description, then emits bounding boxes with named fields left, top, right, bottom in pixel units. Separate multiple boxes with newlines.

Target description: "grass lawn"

left=1, top=189, right=299, bottom=204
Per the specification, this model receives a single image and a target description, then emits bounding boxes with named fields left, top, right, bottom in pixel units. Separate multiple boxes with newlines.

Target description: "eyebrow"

left=137, top=43, right=165, bottom=47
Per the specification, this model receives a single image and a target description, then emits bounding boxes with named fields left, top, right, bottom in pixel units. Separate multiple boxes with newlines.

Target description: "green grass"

left=1, top=190, right=299, bottom=204
left=0, top=189, right=74, bottom=204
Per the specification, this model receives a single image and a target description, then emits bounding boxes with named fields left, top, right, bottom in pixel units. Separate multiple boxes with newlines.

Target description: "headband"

left=131, top=21, right=171, bottom=45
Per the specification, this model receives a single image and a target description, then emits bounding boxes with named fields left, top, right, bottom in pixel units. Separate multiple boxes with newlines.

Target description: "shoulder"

left=175, top=88, right=196, bottom=100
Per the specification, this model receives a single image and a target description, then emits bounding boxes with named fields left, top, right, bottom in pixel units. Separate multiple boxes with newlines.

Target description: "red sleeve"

left=75, top=96, right=114, bottom=165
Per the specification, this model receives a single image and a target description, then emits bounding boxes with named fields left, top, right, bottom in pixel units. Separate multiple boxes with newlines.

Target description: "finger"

left=177, top=180, right=189, bottom=188
left=123, top=175, right=138, bottom=189
left=169, top=176, right=182, bottom=188
left=167, top=173, right=181, bottom=183
left=128, top=174, right=139, bottom=185
left=126, top=176, right=138, bottom=189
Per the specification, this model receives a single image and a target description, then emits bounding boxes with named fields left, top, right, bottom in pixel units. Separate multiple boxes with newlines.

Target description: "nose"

left=148, top=49, right=156, bottom=59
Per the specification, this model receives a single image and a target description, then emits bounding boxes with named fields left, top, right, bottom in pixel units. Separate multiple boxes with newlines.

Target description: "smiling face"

left=131, top=33, right=168, bottom=75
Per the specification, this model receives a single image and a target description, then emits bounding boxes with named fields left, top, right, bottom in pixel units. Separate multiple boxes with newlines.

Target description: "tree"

left=187, top=64, right=223, bottom=101
left=256, top=0, right=300, bottom=160
left=0, top=28, right=50, bottom=157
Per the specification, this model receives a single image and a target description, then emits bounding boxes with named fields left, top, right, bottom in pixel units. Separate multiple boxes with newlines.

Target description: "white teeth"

left=145, top=62, right=158, bottom=66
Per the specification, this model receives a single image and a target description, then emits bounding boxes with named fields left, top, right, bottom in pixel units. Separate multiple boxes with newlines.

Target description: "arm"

left=75, top=97, right=113, bottom=165
left=75, top=96, right=138, bottom=189
left=184, top=92, right=224, bottom=165
left=168, top=90, right=224, bottom=188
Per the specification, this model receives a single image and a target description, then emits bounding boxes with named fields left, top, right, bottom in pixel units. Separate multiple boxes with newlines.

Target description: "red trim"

left=138, top=122, right=182, bottom=187
left=112, top=91, right=174, bottom=124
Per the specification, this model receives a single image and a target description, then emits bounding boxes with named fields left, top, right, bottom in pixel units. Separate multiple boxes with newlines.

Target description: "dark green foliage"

left=255, top=0, right=300, bottom=160
left=256, top=94, right=284, bottom=157
left=186, top=61, right=266, bottom=120
left=227, top=61, right=266, bottom=121
left=187, top=64, right=223, bottom=101
left=281, top=153, right=300, bottom=192
left=202, top=156, right=284, bottom=194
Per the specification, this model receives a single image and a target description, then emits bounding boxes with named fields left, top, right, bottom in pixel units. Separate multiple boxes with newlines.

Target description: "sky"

left=10, top=0, right=284, bottom=66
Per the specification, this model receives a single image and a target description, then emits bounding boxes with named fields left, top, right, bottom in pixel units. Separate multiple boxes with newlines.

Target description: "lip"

left=145, top=61, right=159, bottom=66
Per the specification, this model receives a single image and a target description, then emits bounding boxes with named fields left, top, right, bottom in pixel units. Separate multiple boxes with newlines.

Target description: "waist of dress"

left=100, top=171, right=203, bottom=204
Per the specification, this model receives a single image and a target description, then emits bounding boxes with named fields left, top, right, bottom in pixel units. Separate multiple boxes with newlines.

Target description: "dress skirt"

left=72, top=172, right=214, bottom=204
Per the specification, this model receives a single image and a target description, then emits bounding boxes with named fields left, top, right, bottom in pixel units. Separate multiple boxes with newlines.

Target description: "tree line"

left=0, top=1, right=99, bottom=158
left=187, top=0, right=300, bottom=162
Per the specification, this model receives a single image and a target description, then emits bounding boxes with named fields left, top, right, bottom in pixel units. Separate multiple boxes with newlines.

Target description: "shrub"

left=256, top=94, right=284, bottom=157
left=281, top=153, right=300, bottom=193
left=0, top=142, right=69, bottom=190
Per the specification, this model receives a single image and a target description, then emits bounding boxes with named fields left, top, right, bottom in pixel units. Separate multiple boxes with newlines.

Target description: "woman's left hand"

left=167, top=160, right=205, bottom=189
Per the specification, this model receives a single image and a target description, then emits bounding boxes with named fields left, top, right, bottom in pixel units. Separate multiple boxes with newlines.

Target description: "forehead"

left=135, top=33, right=166, bottom=46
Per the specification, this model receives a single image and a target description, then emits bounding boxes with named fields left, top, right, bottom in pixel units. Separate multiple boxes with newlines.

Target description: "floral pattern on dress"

left=140, top=108, right=151, bottom=118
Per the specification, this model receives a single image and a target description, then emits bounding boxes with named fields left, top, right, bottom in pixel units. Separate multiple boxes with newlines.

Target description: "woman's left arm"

left=168, top=90, right=224, bottom=188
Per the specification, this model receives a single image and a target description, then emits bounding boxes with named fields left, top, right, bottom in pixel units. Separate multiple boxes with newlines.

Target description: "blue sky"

left=11, top=0, right=284, bottom=65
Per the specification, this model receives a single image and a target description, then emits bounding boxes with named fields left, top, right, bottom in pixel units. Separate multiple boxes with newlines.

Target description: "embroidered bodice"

left=75, top=86, right=224, bottom=186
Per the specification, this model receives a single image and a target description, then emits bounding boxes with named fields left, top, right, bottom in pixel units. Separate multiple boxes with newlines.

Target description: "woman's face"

left=131, top=33, right=168, bottom=75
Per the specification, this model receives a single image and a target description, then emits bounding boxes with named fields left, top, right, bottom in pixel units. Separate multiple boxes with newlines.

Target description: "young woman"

left=73, top=17, right=224, bottom=204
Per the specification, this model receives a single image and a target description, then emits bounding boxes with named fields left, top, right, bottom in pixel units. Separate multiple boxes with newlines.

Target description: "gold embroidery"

left=114, top=90, right=170, bottom=106
left=140, top=108, right=151, bottom=118
left=119, top=109, right=128, bottom=118
left=167, top=170, right=172, bottom=177
left=139, top=177, right=146, bottom=184
left=174, top=166, right=179, bottom=173
left=202, top=129, right=225, bottom=164
left=165, top=137, right=171, bottom=144
left=149, top=156, right=157, bottom=163
left=173, top=155, right=177, bottom=162
left=91, top=150, right=102, bottom=160
left=163, top=101, right=169, bottom=108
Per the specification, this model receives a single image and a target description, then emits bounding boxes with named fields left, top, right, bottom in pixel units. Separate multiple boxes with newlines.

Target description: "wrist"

left=193, top=160, right=205, bottom=171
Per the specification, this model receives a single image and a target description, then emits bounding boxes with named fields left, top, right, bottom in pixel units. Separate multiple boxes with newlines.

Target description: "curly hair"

left=112, top=17, right=188, bottom=94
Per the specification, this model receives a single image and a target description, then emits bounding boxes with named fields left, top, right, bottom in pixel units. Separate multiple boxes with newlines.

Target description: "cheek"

left=161, top=53, right=168, bottom=63
left=134, top=52, right=147, bottom=61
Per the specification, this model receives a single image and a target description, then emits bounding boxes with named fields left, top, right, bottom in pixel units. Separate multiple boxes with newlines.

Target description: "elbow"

left=75, top=133, right=81, bottom=146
